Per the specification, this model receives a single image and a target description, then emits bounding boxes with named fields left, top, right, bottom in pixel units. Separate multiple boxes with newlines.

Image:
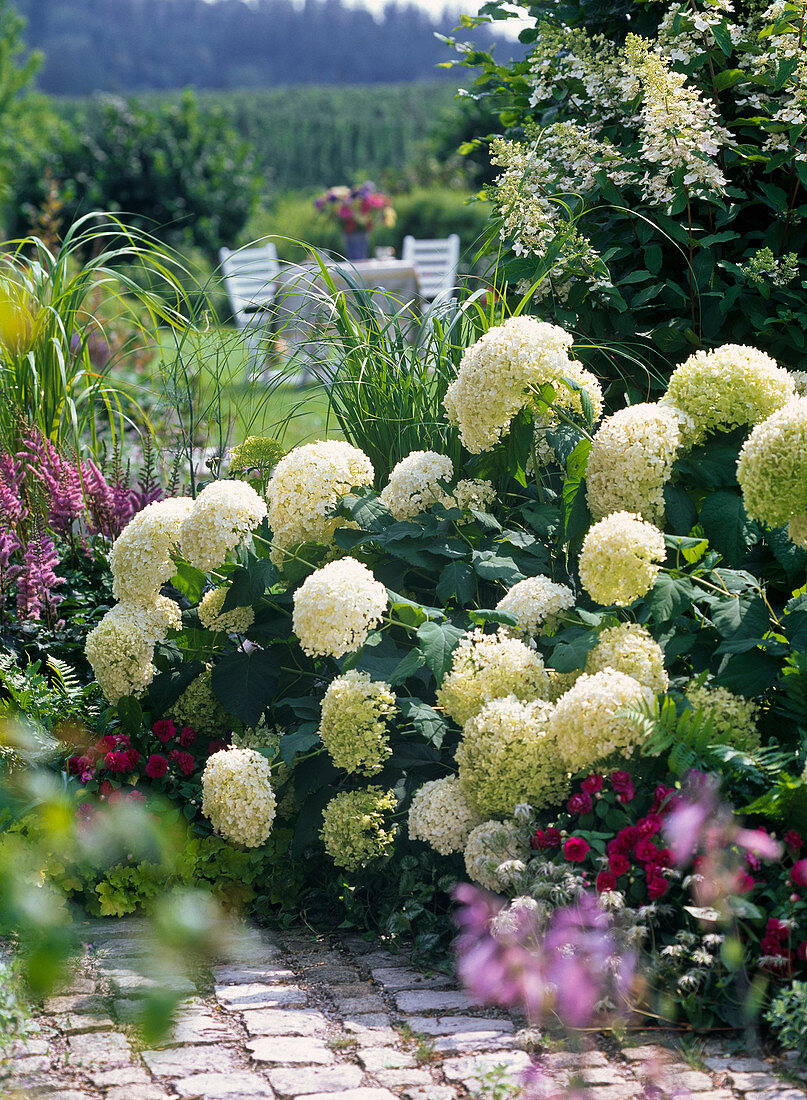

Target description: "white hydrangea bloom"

left=318, top=669, right=395, bottom=776
left=408, top=775, right=483, bottom=855
left=436, top=627, right=550, bottom=728
left=789, top=513, right=807, bottom=549
left=736, top=396, right=807, bottom=528
left=664, top=344, right=796, bottom=447
left=201, top=748, right=276, bottom=848
left=85, top=597, right=181, bottom=704
left=293, top=557, right=388, bottom=659
left=586, top=403, right=684, bottom=524
left=586, top=622, right=669, bottom=695
left=464, top=820, right=530, bottom=894
left=447, top=478, right=497, bottom=513
left=684, top=680, right=759, bottom=751
left=268, top=440, right=374, bottom=555
left=496, top=575, right=575, bottom=635
left=379, top=450, right=454, bottom=519
left=180, top=480, right=268, bottom=572
left=549, top=667, right=655, bottom=771
left=198, top=586, right=255, bottom=634
left=457, top=695, right=569, bottom=815
left=110, top=497, right=193, bottom=604
left=579, top=511, right=666, bottom=607
left=790, top=370, right=807, bottom=397
left=442, top=316, right=603, bottom=454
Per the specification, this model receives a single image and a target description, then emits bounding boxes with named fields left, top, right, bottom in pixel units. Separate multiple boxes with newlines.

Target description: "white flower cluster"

left=85, top=597, right=181, bottom=704
left=790, top=513, right=807, bottom=550
left=443, top=316, right=603, bottom=454
left=436, top=627, right=550, bottom=727
left=737, top=396, right=807, bottom=532
left=549, top=668, right=655, bottom=771
left=586, top=403, right=684, bottom=524
left=495, top=575, right=575, bottom=635
left=268, top=441, right=374, bottom=557
left=664, top=345, right=796, bottom=446
left=464, top=819, right=530, bottom=894
left=320, top=786, right=397, bottom=871
left=293, top=557, right=388, bottom=658
left=625, top=35, right=731, bottom=208
left=180, top=479, right=268, bottom=572
left=408, top=776, right=483, bottom=855
left=201, top=748, right=276, bottom=848
left=450, top=479, right=497, bottom=512
left=198, top=586, right=255, bottom=634
left=318, top=670, right=395, bottom=776
left=586, top=622, right=669, bottom=695
left=379, top=450, right=454, bottom=519
left=579, top=511, right=666, bottom=607
left=457, top=695, right=568, bottom=815
left=110, top=498, right=193, bottom=604
left=684, top=680, right=760, bottom=751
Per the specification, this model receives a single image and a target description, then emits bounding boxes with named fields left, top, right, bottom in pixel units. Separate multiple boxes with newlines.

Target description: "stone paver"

left=3, top=917, right=805, bottom=1100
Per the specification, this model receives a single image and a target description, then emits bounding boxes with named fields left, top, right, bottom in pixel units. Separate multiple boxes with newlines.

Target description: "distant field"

left=56, top=82, right=460, bottom=191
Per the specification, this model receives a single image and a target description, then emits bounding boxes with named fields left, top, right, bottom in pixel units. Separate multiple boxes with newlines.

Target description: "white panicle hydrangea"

left=201, top=748, right=276, bottom=848
left=496, top=575, right=575, bottom=635
left=85, top=597, right=181, bottom=704
left=268, top=440, right=374, bottom=555
left=549, top=668, right=655, bottom=771
left=408, top=776, right=483, bottom=856
left=586, top=623, right=669, bottom=695
left=736, top=397, right=807, bottom=529
left=180, top=480, right=267, bottom=572
left=625, top=35, right=730, bottom=209
left=789, top=513, right=807, bottom=549
left=664, top=345, right=796, bottom=447
left=293, top=557, right=388, bottom=659
left=684, top=681, right=760, bottom=752
left=464, top=820, right=530, bottom=894
left=198, top=586, right=255, bottom=634
left=379, top=451, right=454, bottom=520
left=586, top=403, right=684, bottom=524
left=110, top=498, right=193, bottom=603
left=436, top=628, right=550, bottom=728
left=579, top=511, right=666, bottom=607
left=457, top=696, right=569, bottom=816
left=442, top=316, right=603, bottom=454
left=318, top=669, right=395, bottom=776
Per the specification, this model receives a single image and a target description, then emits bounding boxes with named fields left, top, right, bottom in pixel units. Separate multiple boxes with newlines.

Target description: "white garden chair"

left=219, top=243, right=280, bottom=379
left=401, top=234, right=460, bottom=304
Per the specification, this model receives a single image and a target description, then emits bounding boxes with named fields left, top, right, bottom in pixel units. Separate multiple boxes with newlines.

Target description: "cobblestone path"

left=3, top=918, right=806, bottom=1100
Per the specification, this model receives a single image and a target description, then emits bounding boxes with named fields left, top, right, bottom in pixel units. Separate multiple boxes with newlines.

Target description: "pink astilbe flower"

left=0, top=451, right=26, bottom=526
left=0, top=527, right=20, bottom=590
left=81, top=458, right=123, bottom=537
left=17, top=429, right=83, bottom=535
left=16, top=532, right=65, bottom=621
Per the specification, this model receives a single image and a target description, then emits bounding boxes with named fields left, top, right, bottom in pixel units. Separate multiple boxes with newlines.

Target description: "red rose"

left=208, top=739, right=229, bottom=755
left=735, top=872, right=755, bottom=894
left=97, top=735, right=116, bottom=754
left=596, top=871, right=618, bottom=893
left=637, top=814, right=662, bottom=838
left=152, top=719, right=176, bottom=744
left=785, top=830, right=804, bottom=853
left=647, top=874, right=669, bottom=899
left=610, top=771, right=635, bottom=803
left=564, top=837, right=591, bottom=862
left=654, top=847, right=673, bottom=868
left=766, top=917, right=787, bottom=939
left=124, top=749, right=140, bottom=770
left=609, top=852, right=631, bottom=877
left=616, top=826, right=640, bottom=851
left=635, top=839, right=660, bottom=865
left=145, top=754, right=168, bottom=779
left=179, top=725, right=196, bottom=747
left=651, top=785, right=675, bottom=814
left=581, top=774, right=604, bottom=794
left=544, top=827, right=562, bottom=849
left=791, top=860, right=807, bottom=888
left=530, top=829, right=546, bottom=850
left=67, top=755, right=83, bottom=775
left=170, top=750, right=196, bottom=777
left=567, top=792, right=593, bottom=816
left=114, top=733, right=131, bottom=750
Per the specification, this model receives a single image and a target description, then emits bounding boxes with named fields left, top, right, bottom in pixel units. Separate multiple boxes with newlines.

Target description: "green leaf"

left=711, top=19, right=733, bottom=55
left=388, top=648, right=426, bottom=686
left=398, top=698, right=448, bottom=747
left=674, top=431, right=746, bottom=490
left=416, top=621, right=464, bottom=684
left=699, top=490, right=756, bottom=567
left=715, top=650, right=781, bottom=695
left=388, top=741, right=442, bottom=769
left=116, top=696, right=143, bottom=736
left=211, top=649, right=280, bottom=727
left=437, top=561, right=476, bottom=606
left=471, top=550, right=525, bottom=586
left=147, top=658, right=205, bottom=716
left=342, top=489, right=394, bottom=533
left=548, top=630, right=597, bottom=672
left=775, top=55, right=800, bottom=91
left=711, top=595, right=770, bottom=652
left=521, top=502, right=560, bottom=538
left=664, top=483, right=697, bottom=535
left=642, top=574, right=694, bottom=622
left=469, top=508, right=502, bottom=531
left=468, top=608, right=519, bottom=628
left=785, top=609, right=807, bottom=653
left=279, top=729, right=321, bottom=765
left=713, top=67, right=744, bottom=91
left=170, top=561, right=207, bottom=604
left=223, top=558, right=280, bottom=612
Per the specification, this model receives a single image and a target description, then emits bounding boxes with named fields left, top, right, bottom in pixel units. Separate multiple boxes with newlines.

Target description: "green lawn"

left=148, top=326, right=342, bottom=452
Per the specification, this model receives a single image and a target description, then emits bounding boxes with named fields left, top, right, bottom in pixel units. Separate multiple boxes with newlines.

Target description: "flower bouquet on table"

left=313, top=182, right=396, bottom=260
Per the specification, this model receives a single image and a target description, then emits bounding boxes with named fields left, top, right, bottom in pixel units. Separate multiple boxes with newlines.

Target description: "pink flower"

left=791, top=860, right=807, bottom=888
left=610, top=771, right=635, bottom=803
left=596, top=871, right=618, bottom=893
left=581, top=775, right=604, bottom=795
left=785, top=830, right=804, bottom=853
left=564, top=837, right=591, bottom=863
left=567, top=792, right=593, bottom=816
left=170, top=750, right=196, bottom=777
left=647, top=874, right=669, bottom=899
left=145, top=754, right=168, bottom=779
left=178, top=725, right=196, bottom=747
left=609, top=852, right=630, bottom=877
left=636, top=814, right=663, bottom=838
left=635, top=839, right=660, bottom=866
left=152, top=719, right=175, bottom=744
left=734, top=826, right=782, bottom=863
left=735, top=872, right=755, bottom=894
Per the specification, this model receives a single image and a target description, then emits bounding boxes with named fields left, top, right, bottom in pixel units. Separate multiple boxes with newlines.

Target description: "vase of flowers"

left=314, top=182, right=396, bottom=261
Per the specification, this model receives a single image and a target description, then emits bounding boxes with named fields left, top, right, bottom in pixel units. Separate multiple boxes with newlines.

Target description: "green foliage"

left=11, top=92, right=261, bottom=253
left=765, top=980, right=807, bottom=1057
